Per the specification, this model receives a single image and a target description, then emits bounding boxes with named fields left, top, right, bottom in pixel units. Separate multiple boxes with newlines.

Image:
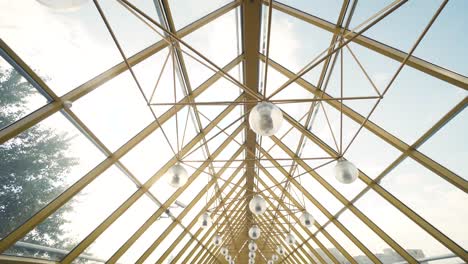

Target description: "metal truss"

left=0, top=0, right=467, bottom=264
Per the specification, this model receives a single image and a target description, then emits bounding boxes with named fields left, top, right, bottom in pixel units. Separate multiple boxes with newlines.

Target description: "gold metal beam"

left=241, top=1, right=263, bottom=256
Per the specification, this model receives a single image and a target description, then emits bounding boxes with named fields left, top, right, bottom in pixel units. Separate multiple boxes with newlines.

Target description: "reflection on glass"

left=0, top=56, right=49, bottom=130
left=4, top=166, right=136, bottom=261
left=0, top=111, right=104, bottom=241
left=276, top=0, right=343, bottom=23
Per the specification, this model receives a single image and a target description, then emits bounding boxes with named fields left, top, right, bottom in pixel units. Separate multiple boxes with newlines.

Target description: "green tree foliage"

left=0, top=67, right=78, bottom=260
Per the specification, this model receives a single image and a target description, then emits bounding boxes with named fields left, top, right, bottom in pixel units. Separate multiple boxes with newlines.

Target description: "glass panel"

left=380, top=158, right=468, bottom=249
left=118, top=217, right=173, bottom=263
left=265, top=7, right=333, bottom=84
left=370, top=65, right=462, bottom=145
left=324, top=222, right=367, bottom=261
left=0, top=111, right=104, bottom=240
left=182, top=8, right=241, bottom=89
left=168, top=0, right=233, bottom=30
left=81, top=193, right=159, bottom=261
left=5, top=166, right=136, bottom=261
left=96, top=0, right=162, bottom=58
left=413, top=1, right=468, bottom=76
left=338, top=209, right=403, bottom=263
left=276, top=0, right=344, bottom=23
left=350, top=0, right=444, bottom=52
left=0, top=1, right=122, bottom=95
left=355, top=188, right=457, bottom=261
left=72, top=71, right=154, bottom=151
left=0, top=55, right=49, bottom=130
left=418, top=107, right=468, bottom=180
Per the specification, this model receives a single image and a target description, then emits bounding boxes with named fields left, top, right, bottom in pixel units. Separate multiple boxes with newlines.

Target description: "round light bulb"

left=285, top=233, right=296, bottom=245
left=249, top=259, right=255, bottom=264
left=300, top=211, right=315, bottom=227
left=268, top=260, right=274, bottom=264
left=220, top=247, right=228, bottom=256
left=36, top=0, right=88, bottom=11
left=229, top=260, right=235, bottom=264
left=166, top=164, right=188, bottom=188
left=277, top=245, right=285, bottom=255
left=226, top=255, right=232, bottom=262
left=248, top=195, right=267, bottom=215
left=199, top=212, right=212, bottom=229
left=212, top=234, right=222, bottom=246
left=248, top=251, right=256, bottom=259
left=248, top=241, right=258, bottom=251
left=272, top=254, right=279, bottom=261
left=334, top=160, right=358, bottom=184
left=249, top=102, right=283, bottom=136
left=248, top=225, right=261, bottom=240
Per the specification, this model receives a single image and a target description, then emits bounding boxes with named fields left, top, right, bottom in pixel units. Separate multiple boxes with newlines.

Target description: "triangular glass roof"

left=0, top=0, right=467, bottom=264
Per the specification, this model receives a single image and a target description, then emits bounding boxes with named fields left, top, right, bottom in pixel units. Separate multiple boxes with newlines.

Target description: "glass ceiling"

left=0, top=0, right=466, bottom=264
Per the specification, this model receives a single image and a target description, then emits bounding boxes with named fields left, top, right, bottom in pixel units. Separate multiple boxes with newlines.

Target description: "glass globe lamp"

left=334, top=159, right=358, bottom=184
left=272, top=254, right=279, bottom=261
left=277, top=245, right=285, bottom=255
left=285, top=233, right=296, bottom=245
left=268, top=260, right=274, bottom=264
left=249, top=195, right=267, bottom=215
left=220, top=247, right=228, bottom=256
left=226, top=255, right=232, bottom=262
left=199, top=212, right=212, bottom=229
left=166, top=164, right=188, bottom=188
left=36, top=0, right=88, bottom=11
left=248, top=241, right=258, bottom=251
left=212, top=234, right=222, bottom=246
left=249, top=259, right=255, bottom=264
left=248, top=251, right=256, bottom=259
left=248, top=225, right=261, bottom=240
left=300, top=211, right=315, bottom=227
left=229, top=260, right=235, bottom=264
left=249, top=102, right=283, bottom=136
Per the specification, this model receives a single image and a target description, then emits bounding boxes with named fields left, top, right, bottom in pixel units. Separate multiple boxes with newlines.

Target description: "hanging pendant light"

left=220, top=247, right=229, bottom=256
left=248, top=251, right=256, bottom=259
left=248, top=225, right=261, bottom=240
left=285, top=233, right=296, bottom=245
left=199, top=212, right=212, bottom=229
left=229, top=260, right=235, bottom=264
left=36, top=0, right=88, bottom=11
left=334, top=159, right=358, bottom=184
left=300, top=211, right=315, bottom=227
left=249, top=102, right=283, bottom=136
left=268, top=260, right=274, bottom=264
left=226, top=255, right=232, bottom=262
left=212, top=234, right=222, bottom=246
left=248, top=195, right=267, bottom=215
left=249, top=259, right=255, bottom=264
left=277, top=245, right=285, bottom=255
left=248, top=241, right=258, bottom=251
left=272, top=254, right=279, bottom=261
left=166, top=163, right=188, bottom=188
